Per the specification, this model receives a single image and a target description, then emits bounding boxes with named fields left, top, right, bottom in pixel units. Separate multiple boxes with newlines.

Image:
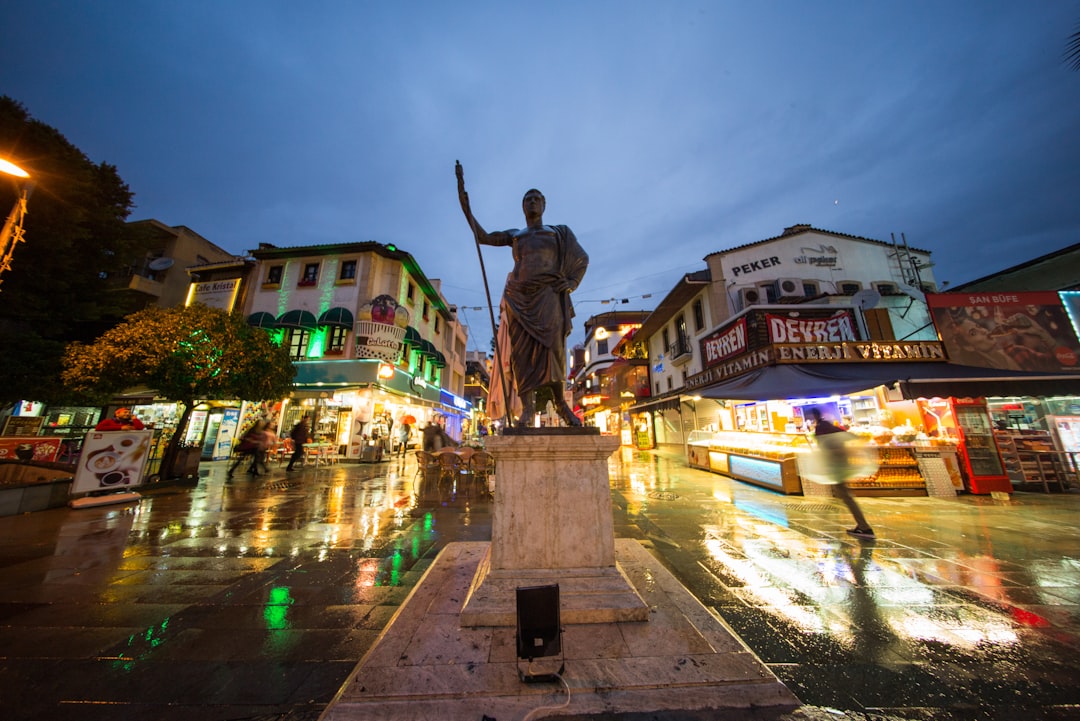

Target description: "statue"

left=457, top=162, right=588, bottom=427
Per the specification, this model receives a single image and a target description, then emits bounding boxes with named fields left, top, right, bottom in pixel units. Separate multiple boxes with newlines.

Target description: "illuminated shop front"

left=681, top=305, right=1080, bottom=496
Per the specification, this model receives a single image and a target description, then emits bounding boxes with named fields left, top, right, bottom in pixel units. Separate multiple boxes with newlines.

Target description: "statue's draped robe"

left=485, top=225, right=588, bottom=420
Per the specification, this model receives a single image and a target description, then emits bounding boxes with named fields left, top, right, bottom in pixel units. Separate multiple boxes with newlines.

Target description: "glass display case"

left=687, top=430, right=812, bottom=494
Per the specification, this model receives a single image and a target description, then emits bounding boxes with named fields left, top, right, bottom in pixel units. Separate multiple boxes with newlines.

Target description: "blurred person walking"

left=809, top=407, right=875, bottom=539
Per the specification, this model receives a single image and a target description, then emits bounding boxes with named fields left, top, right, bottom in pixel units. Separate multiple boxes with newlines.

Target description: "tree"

left=63, top=304, right=296, bottom=478
left=0, top=96, right=158, bottom=405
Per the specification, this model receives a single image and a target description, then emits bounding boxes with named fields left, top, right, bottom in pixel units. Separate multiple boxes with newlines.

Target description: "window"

left=666, top=376, right=673, bottom=390
left=434, top=316, right=441, bottom=333
left=655, top=381, right=660, bottom=394
left=327, top=326, right=348, bottom=352
left=874, top=282, right=898, bottom=295
left=407, top=282, right=416, bottom=302
left=763, top=284, right=778, bottom=303
left=266, top=265, right=283, bottom=285
left=596, top=338, right=608, bottom=355
left=839, top=282, right=861, bottom=295
left=299, top=263, right=319, bottom=286
left=286, top=329, right=310, bottom=360
left=692, top=299, right=704, bottom=332
left=661, top=328, right=670, bottom=352
left=422, top=300, right=430, bottom=320
left=339, top=260, right=357, bottom=281
left=803, top=281, right=819, bottom=297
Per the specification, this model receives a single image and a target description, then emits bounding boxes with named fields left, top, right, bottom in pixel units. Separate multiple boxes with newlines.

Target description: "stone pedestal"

left=459, top=432, right=649, bottom=627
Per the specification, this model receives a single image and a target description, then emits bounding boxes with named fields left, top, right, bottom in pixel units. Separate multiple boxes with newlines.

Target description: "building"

left=240, top=241, right=471, bottom=457
left=948, top=241, right=1080, bottom=293
left=570, top=310, right=650, bottom=435
left=123, top=220, right=238, bottom=310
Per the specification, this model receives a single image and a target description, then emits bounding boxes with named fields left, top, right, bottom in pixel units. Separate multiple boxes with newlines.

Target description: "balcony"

left=126, top=273, right=164, bottom=297
left=667, top=334, right=693, bottom=366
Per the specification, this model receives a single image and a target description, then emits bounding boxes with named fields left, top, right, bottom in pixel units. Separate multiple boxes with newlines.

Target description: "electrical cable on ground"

left=519, top=671, right=571, bottom=721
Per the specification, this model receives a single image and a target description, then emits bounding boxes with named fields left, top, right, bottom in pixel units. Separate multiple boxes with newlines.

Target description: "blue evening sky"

left=3, top=1, right=1079, bottom=352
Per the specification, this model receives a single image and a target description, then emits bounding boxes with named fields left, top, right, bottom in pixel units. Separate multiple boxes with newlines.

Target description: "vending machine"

left=918, top=397, right=1010, bottom=494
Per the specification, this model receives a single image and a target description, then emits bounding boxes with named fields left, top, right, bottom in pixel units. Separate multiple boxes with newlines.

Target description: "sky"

left=3, top=1, right=1079, bottom=353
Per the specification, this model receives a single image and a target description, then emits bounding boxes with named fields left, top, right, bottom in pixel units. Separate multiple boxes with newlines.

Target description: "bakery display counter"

left=687, top=430, right=810, bottom=494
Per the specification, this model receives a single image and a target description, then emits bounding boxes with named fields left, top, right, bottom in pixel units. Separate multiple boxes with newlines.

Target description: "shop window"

left=265, top=265, right=283, bottom=286
left=327, top=326, right=348, bottom=352
left=692, top=299, right=704, bottom=332
left=286, top=328, right=310, bottom=360
left=339, top=260, right=357, bottom=281
left=299, top=263, right=319, bottom=287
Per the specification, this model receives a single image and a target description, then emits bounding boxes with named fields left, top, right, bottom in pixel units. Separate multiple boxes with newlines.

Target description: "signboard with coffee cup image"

left=0, top=436, right=62, bottom=462
left=71, top=430, right=154, bottom=495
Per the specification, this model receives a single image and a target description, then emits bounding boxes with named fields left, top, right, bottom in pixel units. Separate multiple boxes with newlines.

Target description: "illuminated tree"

left=63, top=304, right=295, bottom=479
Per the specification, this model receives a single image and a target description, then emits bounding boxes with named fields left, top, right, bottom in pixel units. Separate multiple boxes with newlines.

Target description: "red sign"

left=926, top=291, right=1080, bottom=372
left=701, top=318, right=747, bottom=367
left=767, top=312, right=856, bottom=344
left=0, top=436, right=62, bottom=462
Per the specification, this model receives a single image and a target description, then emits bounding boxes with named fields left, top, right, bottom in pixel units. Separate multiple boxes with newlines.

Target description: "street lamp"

left=0, top=157, right=34, bottom=291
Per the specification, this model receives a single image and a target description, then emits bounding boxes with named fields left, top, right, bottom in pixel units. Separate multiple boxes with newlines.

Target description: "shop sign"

left=185, top=278, right=241, bottom=311
left=926, top=291, right=1080, bottom=373
left=701, top=318, right=747, bottom=367
left=684, top=348, right=773, bottom=389
left=766, top=312, right=856, bottom=344
left=774, top=341, right=945, bottom=363
left=582, top=394, right=604, bottom=406
left=729, top=255, right=782, bottom=278
left=0, top=436, right=62, bottom=462
left=792, top=242, right=840, bottom=269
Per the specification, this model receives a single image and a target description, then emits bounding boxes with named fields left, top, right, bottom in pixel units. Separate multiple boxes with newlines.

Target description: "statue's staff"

left=455, top=160, right=516, bottom=429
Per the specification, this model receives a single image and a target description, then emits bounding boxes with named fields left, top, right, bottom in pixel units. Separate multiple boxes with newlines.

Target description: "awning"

left=628, top=395, right=682, bottom=414
left=247, top=312, right=277, bottom=329
left=318, top=307, right=354, bottom=328
left=404, top=326, right=423, bottom=346
left=418, top=339, right=438, bottom=357
left=277, top=309, right=318, bottom=330
left=695, top=362, right=1080, bottom=402
left=430, top=350, right=447, bottom=368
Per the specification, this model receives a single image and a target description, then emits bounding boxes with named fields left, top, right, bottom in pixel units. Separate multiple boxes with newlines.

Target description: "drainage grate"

left=781, top=502, right=838, bottom=513
left=647, top=491, right=679, bottom=501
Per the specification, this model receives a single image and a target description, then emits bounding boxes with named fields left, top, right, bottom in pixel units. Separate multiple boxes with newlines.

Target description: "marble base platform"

left=460, top=433, right=649, bottom=626
left=320, top=540, right=800, bottom=721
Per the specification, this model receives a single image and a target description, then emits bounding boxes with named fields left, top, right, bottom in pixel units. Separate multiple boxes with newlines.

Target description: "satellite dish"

left=851, top=289, right=880, bottom=310
left=148, top=257, right=174, bottom=271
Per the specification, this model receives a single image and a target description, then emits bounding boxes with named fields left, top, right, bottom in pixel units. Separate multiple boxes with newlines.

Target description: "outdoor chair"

left=415, top=450, right=440, bottom=481
left=437, top=451, right=465, bottom=484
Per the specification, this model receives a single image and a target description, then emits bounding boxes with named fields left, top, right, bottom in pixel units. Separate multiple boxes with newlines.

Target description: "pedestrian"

left=95, top=407, right=145, bottom=431
left=396, top=421, right=411, bottom=457
left=285, top=416, right=310, bottom=472
left=809, top=407, right=875, bottom=539
left=422, top=417, right=456, bottom=453
left=228, top=420, right=267, bottom=477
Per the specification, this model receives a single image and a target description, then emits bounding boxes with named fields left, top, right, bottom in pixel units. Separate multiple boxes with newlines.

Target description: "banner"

left=0, top=436, right=62, bottom=462
left=700, top=318, right=747, bottom=367
left=927, top=292, right=1080, bottom=372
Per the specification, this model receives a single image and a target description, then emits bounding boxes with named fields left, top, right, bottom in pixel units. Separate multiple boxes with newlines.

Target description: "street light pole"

left=0, top=158, right=33, bottom=292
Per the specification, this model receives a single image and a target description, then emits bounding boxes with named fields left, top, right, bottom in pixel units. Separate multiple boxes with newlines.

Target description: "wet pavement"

left=0, top=448, right=1078, bottom=720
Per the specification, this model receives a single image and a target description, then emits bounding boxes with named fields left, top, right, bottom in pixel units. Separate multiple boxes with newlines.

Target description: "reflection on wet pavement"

left=1, top=447, right=1078, bottom=719
left=609, top=447, right=1080, bottom=717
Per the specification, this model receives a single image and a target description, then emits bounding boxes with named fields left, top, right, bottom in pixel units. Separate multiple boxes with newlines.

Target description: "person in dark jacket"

left=285, top=417, right=310, bottom=472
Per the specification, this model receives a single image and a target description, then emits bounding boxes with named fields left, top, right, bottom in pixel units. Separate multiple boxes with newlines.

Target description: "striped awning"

left=247, top=312, right=277, bottom=329
left=277, top=309, right=318, bottom=330
left=318, top=307, right=354, bottom=328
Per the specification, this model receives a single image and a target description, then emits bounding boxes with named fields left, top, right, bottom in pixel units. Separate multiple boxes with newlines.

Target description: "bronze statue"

left=457, top=162, right=588, bottom=427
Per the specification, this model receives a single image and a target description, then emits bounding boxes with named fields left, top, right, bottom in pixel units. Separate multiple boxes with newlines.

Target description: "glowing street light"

left=0, top=157, right=33, bottom=291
